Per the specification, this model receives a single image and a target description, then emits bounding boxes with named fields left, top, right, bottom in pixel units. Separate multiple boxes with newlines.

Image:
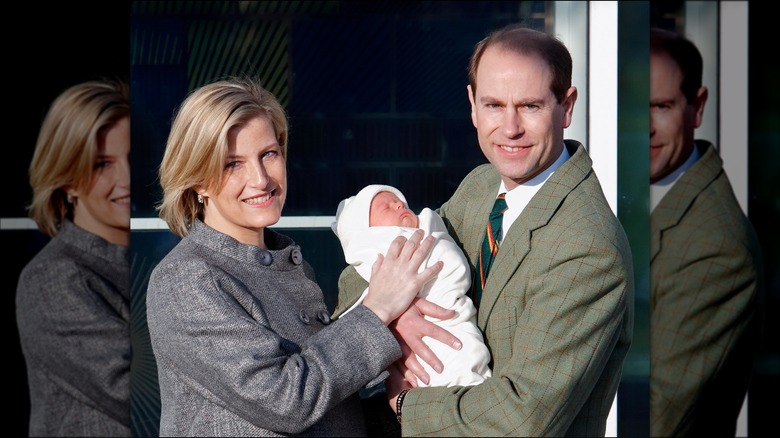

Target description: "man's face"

left=468, top=45, right=576, bottom=190
left=650, top=51, right=706, bottom=183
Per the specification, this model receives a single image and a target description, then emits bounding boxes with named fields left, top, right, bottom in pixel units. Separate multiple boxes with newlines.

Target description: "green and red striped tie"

left=474, top=193, right=507, bottom=307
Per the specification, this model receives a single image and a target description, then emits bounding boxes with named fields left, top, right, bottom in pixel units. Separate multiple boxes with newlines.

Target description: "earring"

left=66, top=194, right=73, bottom=204
left=197, top=194, right=203, bottom=204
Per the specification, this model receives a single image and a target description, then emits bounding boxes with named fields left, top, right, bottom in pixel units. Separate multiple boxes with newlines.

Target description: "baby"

left=332, top=184, right=491, bottom=387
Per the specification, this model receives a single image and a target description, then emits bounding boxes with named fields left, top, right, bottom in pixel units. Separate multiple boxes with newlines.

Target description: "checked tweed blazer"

left=336, top=140, right=634, bottom=436
left=650, top=140, right=764, bottom=436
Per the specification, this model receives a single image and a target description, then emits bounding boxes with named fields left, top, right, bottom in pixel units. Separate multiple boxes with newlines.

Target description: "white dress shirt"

left=497, top=144, right=571, bottom=241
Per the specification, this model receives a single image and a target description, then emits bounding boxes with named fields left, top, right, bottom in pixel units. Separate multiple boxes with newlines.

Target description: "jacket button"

left=317, top=310, right=331, bottom=324
left=259, top=251, right=273, bottom=266
left=291, top=249, right=303, bottom=265
left=299, top=310, right=310, bottom=324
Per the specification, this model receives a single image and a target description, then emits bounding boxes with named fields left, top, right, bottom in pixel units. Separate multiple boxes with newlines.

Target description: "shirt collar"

left=650, top=142, right=701, bottom=212
left=499, top=144, right=570, bottom=236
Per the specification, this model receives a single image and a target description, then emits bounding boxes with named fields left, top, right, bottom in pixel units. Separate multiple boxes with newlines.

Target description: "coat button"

left=291, top=249, right=303, bottom=265
left=259, top=251, right=273, bottom=266
left=317, top=310, right=331, bottom=325
left=299, top=310, right=310, bottom=324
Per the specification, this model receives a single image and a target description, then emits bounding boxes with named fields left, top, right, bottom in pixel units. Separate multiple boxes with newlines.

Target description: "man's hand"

left=385, top=361, right=413, bottom=411
left=390, top=297, right=462, bottom=385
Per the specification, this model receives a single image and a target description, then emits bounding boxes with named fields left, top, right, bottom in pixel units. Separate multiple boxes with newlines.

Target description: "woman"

left=16, top=78, right=131, bottom=436
left=146, top=76, right=441, bottom=436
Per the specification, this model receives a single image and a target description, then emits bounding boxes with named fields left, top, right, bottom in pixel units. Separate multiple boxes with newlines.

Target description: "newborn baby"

left=332, top=184, right=492, bottom=387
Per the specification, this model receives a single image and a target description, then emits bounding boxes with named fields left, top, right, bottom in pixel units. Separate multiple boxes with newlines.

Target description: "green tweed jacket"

left=335, top=140, right=634, bottom=436
left=650, top=140, right=764, bottom=436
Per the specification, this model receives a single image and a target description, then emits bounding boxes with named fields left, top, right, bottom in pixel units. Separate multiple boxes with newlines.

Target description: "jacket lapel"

left=464, top=182, right=500, bottom=261
left=477, top=141, right=591, bottom=328
left=650, top=141, right=722, bottom=261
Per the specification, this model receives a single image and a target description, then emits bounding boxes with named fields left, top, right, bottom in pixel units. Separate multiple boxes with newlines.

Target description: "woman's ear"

left=193, top=185, right=209, bottom=197
left=193, top=185, right=210, bottom=205
left=63, top=185, right=80, bottom=203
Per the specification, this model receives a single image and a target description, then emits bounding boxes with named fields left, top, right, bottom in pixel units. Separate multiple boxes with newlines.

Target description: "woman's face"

left=200, top=115, right=287, bottom=247
left=69, top=115, right=131, bottom=246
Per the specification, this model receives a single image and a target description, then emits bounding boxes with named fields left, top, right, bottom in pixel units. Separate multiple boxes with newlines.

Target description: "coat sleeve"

left=334, top=255, right=371, bottom=319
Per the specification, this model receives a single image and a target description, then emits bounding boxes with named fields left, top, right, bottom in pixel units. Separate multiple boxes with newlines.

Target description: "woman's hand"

left=362, top=229, right=443, bottom=325
left=391, top=297, right=462, bottom=385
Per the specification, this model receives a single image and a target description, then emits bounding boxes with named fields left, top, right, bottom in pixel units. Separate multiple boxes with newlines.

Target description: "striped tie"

left=474, top=193, right=507, bottom=306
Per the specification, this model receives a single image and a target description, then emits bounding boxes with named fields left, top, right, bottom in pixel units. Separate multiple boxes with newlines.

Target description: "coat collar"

left=650, top=140, right=722, bottom=261
left=476, top=140, right=592, bottom=327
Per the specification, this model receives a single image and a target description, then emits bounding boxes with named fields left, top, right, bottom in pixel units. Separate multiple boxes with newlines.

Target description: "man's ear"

left=692, top=86, right=708, bottom=129
left=467, top=84, right=478, bottom=129
left=562, top=86, right=578, bottom=129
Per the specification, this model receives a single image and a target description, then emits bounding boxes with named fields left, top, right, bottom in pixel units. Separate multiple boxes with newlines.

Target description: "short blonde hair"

left=27, top=79, right=130, bottom=237
left=157, top=77, right=289, bottom=237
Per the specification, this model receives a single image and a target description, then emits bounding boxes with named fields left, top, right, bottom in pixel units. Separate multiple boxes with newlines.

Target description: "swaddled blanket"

left=332, top=184, right=491, bottom=387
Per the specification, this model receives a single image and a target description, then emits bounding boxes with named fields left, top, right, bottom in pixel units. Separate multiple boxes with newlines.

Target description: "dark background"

left=649, top=2, right=780, bottom=436
left=5, top=2, right=130, bottom=437
left=4, top=1, right=777, bottom=437
left=128, top=2, right=546, bottom=435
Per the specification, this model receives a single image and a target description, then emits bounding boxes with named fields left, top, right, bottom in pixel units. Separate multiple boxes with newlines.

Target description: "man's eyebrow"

left=478, top=95, right=502, bottom=104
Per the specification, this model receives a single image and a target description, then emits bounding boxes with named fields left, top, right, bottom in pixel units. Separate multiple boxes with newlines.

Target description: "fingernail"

left=434, top=364, right=442, bottom=373
left=453, top=341, right=462, bottom=350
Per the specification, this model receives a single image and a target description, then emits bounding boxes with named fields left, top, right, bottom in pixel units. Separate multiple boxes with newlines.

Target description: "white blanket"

left=333, top=185, right=491, bottom=387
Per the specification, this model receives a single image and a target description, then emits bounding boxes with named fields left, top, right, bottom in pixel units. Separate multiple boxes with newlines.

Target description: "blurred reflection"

left=649, top=28, right=764, bottom=436
left=15, top=79, right=131, bottom=437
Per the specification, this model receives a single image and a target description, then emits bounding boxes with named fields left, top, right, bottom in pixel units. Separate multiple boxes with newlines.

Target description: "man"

left=335, top=24, right=634, bottom=436
left=649, top=28, right=764, bottom=436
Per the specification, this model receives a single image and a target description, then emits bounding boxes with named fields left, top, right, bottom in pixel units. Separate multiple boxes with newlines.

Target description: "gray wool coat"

left=146, top=219, right=401, bottom=437
left=16, top=220, right=131, bottom=437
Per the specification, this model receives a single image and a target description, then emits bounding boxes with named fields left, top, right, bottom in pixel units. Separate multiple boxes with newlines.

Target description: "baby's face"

left=369, top=191, right=418, bottom=228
